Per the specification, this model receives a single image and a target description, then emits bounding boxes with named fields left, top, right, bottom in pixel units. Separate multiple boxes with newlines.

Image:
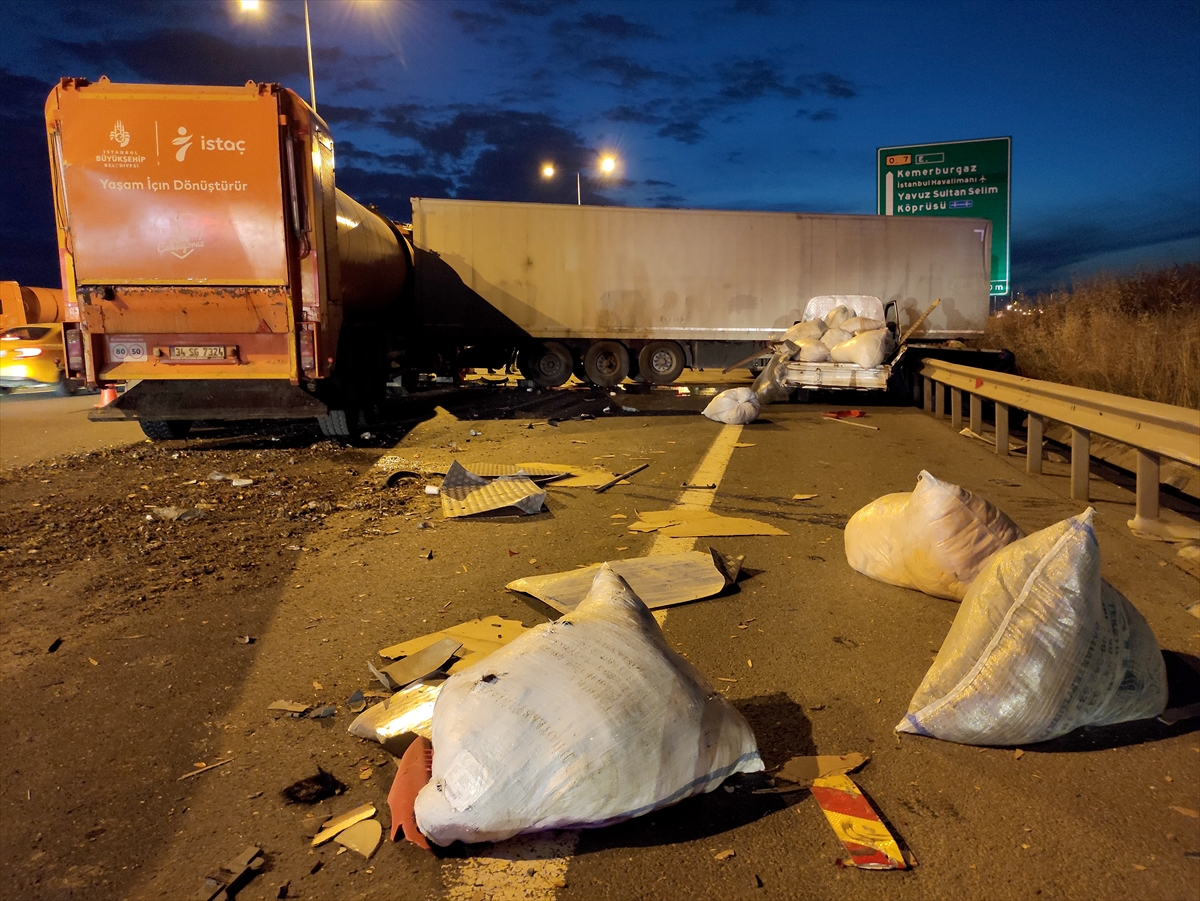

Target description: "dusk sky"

left=3, top=0, right=1198, bottom=293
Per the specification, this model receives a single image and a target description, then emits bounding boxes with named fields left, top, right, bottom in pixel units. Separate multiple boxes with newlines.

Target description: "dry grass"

left=985, top=265, right=1200, bottom=409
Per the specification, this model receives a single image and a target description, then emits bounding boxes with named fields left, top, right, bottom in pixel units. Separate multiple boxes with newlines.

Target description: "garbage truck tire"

left=519, top=341, right=573, bottom=387
left=637, top=341, right=685, bottom=385
left=583, top=340, right=630, bottom=388
left=318, top=409, right=351, bottom=437
left=140, top=420, right=192, bottom=440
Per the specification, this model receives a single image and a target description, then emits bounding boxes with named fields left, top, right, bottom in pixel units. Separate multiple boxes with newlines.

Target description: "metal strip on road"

left=440, top=422, right=745, bottom=901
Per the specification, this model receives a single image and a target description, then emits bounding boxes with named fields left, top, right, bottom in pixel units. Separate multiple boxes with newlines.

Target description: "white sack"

left=829, top=329, right=897, bottom=369
left=844, top=470, right=1024, bottom=600
left=803, top=295, right=885, bottom=324
left=413, top=566, right=764, bottom=845
left=702, top=387, right=760, bottom=424
left=751, top=352, right=790, bottom=404
left=897, top=509, right=1168, bottom=745
left=794, top=339, right=830, bottom=362
left=820, top=327, right=852, bottom=349
left=840, top=316, right=886, bottom=334
left=823, top=305, right=854, bottom=330
left=782, top=319, right=826, bottom=343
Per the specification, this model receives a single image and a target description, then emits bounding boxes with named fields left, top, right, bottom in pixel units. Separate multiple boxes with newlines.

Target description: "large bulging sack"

left=783, top=319, right=826, bottom=343
left=829, top=329, right=897, bottom=369
left=413, top=566, right=764, bottom=845
left=703, top=387, right=760, bottom=424
left=750, top=352, right=790, bottom=404
left=820, top=327, right=852, bottom=349
left=794, top=339, right=830, bottom=362
left=897, top=509, right=1168, bottom=745
left=823, top=305, right=854, bottom=329
left=844, top=471, right=1023, bottom=600
left=840, top=316, right=885, bottom=334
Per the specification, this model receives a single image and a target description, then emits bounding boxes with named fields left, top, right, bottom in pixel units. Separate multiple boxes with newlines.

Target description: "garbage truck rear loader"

left=407, top=198, right=999, bottom=389
left=45, top=78, right=409, bottom=438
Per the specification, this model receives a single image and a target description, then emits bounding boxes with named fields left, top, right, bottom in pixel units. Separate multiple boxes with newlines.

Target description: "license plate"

left=171, top=345, right=226, bottom=360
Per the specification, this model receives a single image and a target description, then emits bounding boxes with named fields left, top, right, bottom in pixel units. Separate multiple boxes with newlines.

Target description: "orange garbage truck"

left=45, top=77, right=409, bottom=438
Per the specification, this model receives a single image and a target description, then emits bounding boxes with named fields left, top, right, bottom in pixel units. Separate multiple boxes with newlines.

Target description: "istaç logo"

left=172, top=126, right=193, bottom=162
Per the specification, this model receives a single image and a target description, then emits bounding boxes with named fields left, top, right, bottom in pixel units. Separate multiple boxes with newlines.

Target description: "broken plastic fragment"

left=334, top=819, right=382, bottom=859
left=348, top=689, right=367, bottom=714
left=312, top=802, right=376, bottom=846
left=389, top=736, right=434, bottom=849
left=810, top=774, right=907, bottom=869
left=382, top=637, right=463, bottom=689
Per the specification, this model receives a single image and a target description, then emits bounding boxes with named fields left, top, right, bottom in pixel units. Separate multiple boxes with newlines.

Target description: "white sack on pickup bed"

left=702, top=387, right=760, bottom=424
left=823, top=305, right=854, bottom=330
left=820, top=327, right=852, bottom=349
left=840, top=316, right=886, bottom=334
left=783, top=319, right=826, bottom=343
left=897, top=509, right=1168, bottom=745
left=829, top=329, right=897, bottom=369
left=844, top=471, right=1023, bottom=600
left=794, top=338, right=830, bottom=362
left=413, top=566, right=764, bottom=845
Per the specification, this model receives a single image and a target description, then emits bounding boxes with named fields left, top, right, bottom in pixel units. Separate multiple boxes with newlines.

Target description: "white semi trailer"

left=408, top=198, right=1001, bottom=389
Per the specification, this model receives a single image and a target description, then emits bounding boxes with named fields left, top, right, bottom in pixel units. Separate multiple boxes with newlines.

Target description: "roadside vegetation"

left=986, top=264, right=1200, bottom=409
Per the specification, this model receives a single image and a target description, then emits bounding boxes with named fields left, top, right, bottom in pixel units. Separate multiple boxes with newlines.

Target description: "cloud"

left=494, top=0, right=561, bottom=14
left=337, top=77, right=385, bottom=93
left=650, top=193, right=688, bottom=207
left=795, top=108, right=838, bottom=121
left=656, top=119, right=705, bottom=144
left=583, top=55, right=675, bottom=89
left=643, top=179, right=675, bottom=187
left=451, top=9, right=507, bottom=35
left=807, top=72, right=856, bottom=99
left=320, top=104, right=376, bottom=125
left=729, top=0, right=777, bottom=13
left=549, top=12, right=662, bottom=49
left=603, top=103, right=667, bottom=125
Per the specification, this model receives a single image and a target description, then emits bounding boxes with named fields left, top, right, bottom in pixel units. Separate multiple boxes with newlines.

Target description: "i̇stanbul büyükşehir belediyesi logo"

left=108, top=121, right=130, bottom=147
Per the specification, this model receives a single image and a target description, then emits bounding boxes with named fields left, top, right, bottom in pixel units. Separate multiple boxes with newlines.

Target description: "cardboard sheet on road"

left=441, top=460, right=546, bottom=517
left=506, top=548, right=743, bottom=614
left=628, top=509, right=788, bottom=537
left=379, top=616, right=528, bottom=663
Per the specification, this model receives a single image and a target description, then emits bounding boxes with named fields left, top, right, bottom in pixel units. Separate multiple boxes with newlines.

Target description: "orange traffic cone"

left=95, top=385, right=118, bottom=408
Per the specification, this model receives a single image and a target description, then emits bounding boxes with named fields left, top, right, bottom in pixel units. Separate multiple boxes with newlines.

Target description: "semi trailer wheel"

left=583, top=340, right=630, bottom=388
left=140, top=420, right=192, bottom=440
left=519, top=341, right=573, bottom=387
left=637, top=340, right=685, bottom=385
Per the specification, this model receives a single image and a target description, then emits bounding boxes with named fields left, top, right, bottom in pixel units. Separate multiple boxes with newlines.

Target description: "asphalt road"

left=0, top=390, right=145, bottom=467
left=1, top=382, right=1197, bottom=901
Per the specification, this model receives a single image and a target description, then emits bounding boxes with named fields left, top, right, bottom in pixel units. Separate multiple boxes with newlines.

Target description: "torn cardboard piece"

left=810, top=774, right=908, bottom=870
left=440, top=460, right=546, bottom=518
left=775, top=752, right=868, bottom=785
left=334, top=819, right=382, bottom=859
left=381, top=638, right=463, bottom=689
left=312, top=803, right=376, bottom=846
left=389, top=735, right=434, bottom=849
left=347, top=678, right=443, bottom=752
left=506, top=548, right=743, bottom=614
left=463, top=462, right=573, bottom=483
left=379, top=616, right=528, bottom=664
left=197, top=845, right=263, bottom=901
left=628, top=509, right=788, bottom=538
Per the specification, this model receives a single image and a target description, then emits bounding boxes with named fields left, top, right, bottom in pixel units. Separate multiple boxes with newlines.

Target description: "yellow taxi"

left=0, top=323, right=82, bottom=395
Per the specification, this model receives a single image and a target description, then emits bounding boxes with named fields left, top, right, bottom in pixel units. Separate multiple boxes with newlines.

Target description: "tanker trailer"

left=0, top=281, right=64, bottom=330
left=45, top=78, right=409, bottom=438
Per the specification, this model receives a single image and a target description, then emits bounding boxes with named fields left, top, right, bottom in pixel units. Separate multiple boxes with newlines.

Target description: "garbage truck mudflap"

left=88, top=379, right=328, bottom=421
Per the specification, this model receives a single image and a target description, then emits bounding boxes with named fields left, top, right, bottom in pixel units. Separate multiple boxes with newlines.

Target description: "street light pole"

left=576, top=172, right=581, bottom=206
left=303, top=0, right=317, bottom=113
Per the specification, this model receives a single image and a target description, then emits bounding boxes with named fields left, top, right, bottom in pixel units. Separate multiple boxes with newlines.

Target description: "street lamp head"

left=542, top=163, right=555, bottom=178
left=600, top=155, right=616, bottom=174
left=239, top=0, right=261, bottom=11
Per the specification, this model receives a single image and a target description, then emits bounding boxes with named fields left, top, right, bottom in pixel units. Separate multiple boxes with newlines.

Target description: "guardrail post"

left=934, top=382, right=945, bottom=420
left=1026, top=414, right=1043, bottom=474
left=1136, top=449, right=1160, bottom=521
left=1071, top=427, right=1091, bottom=501
left=923, top=377, right=933, bottom=413
left=950, top=387, right=963, bottom=429
left=995, top=403, right=1010, bottom=456
left=969, top=394, right=982, bottom=435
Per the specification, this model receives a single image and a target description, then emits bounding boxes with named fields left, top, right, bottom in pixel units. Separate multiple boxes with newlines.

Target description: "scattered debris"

left=379, top=616, right=528, bottom=672
left=267, top=700, right=311, bottom=717
left=197, top=845, right=264, bottom=901
left=150, top=506, right=205, bottom=522
left=388, top=736, right=434, bottom=849
left=548, top=469, right=630, bottom=488
left=1171, top=806, right=1199, bottom=819
left=309, top=705, right=337, bottom=719
left=441, top=460, right=546, bottom=517
left=774, top=752, right=868, bottom=786
left=231, top=478, right=254, bottom=488
left=312, top=802, right=377, bottom=846
left=595, top=463, right=650, bottom=494
left=987, top=478, right=1021, bottom=487
left=810, top=775, right=908, bottom=869
left=507, top=548, right=742, bottom=614
left=714, top=849, right=736, bottom=861
left=823, top=411, right=879, bottom=431
left=381, top=637, right=463, bottom=689
left=177, top=757, right=234, bottom=781
left=682, top=483, right=717, bottom=490
left=334, top=819, right=383, bottom=859
left=47, top=638, right=62, bottom=654
left=424, top=485, right=440, bottom=496
left=347, top=689, right=367, bottom=714
left=792, top=494, right=818, bottom=501
left=733, top=443, right=756, bottom=448
left=282, top=767, right=347, bottom=805
left=234, top=635, right=255, bottom=644
left=1013, top=749, right=1025, bottom=760
left=348, top=679, right=443, bottom=754
left=628, top=509, right=787, bottom=538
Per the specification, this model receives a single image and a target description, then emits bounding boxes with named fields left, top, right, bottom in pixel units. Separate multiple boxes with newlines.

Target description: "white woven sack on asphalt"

left=413, top=565, right=764, bottom=845
left=829, top=329, right=897, bottom=369
left=702, top=386, right=760, bottom=424
left=844, top=470, right=1024, bottom=600
left=783, top=319, right=826, bottom=343
left=820, top=327, right=852, bottom=349
left=751, top=351, right=790, bottom=404
left=794, top=339, right=830, bottom=362
left=840, top=316, right=886, bottom=334
left=823, top=305, right=854, bottom=329
left=897, top=509, right=1168, bottom=745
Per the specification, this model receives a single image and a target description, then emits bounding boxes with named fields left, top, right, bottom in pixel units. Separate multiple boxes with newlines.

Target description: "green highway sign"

left=877, top=137, right=1011, bottom=296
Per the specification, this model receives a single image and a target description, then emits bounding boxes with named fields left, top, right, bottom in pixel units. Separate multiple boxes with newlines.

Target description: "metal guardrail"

left=917, top=359, right=1200, bottom=525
